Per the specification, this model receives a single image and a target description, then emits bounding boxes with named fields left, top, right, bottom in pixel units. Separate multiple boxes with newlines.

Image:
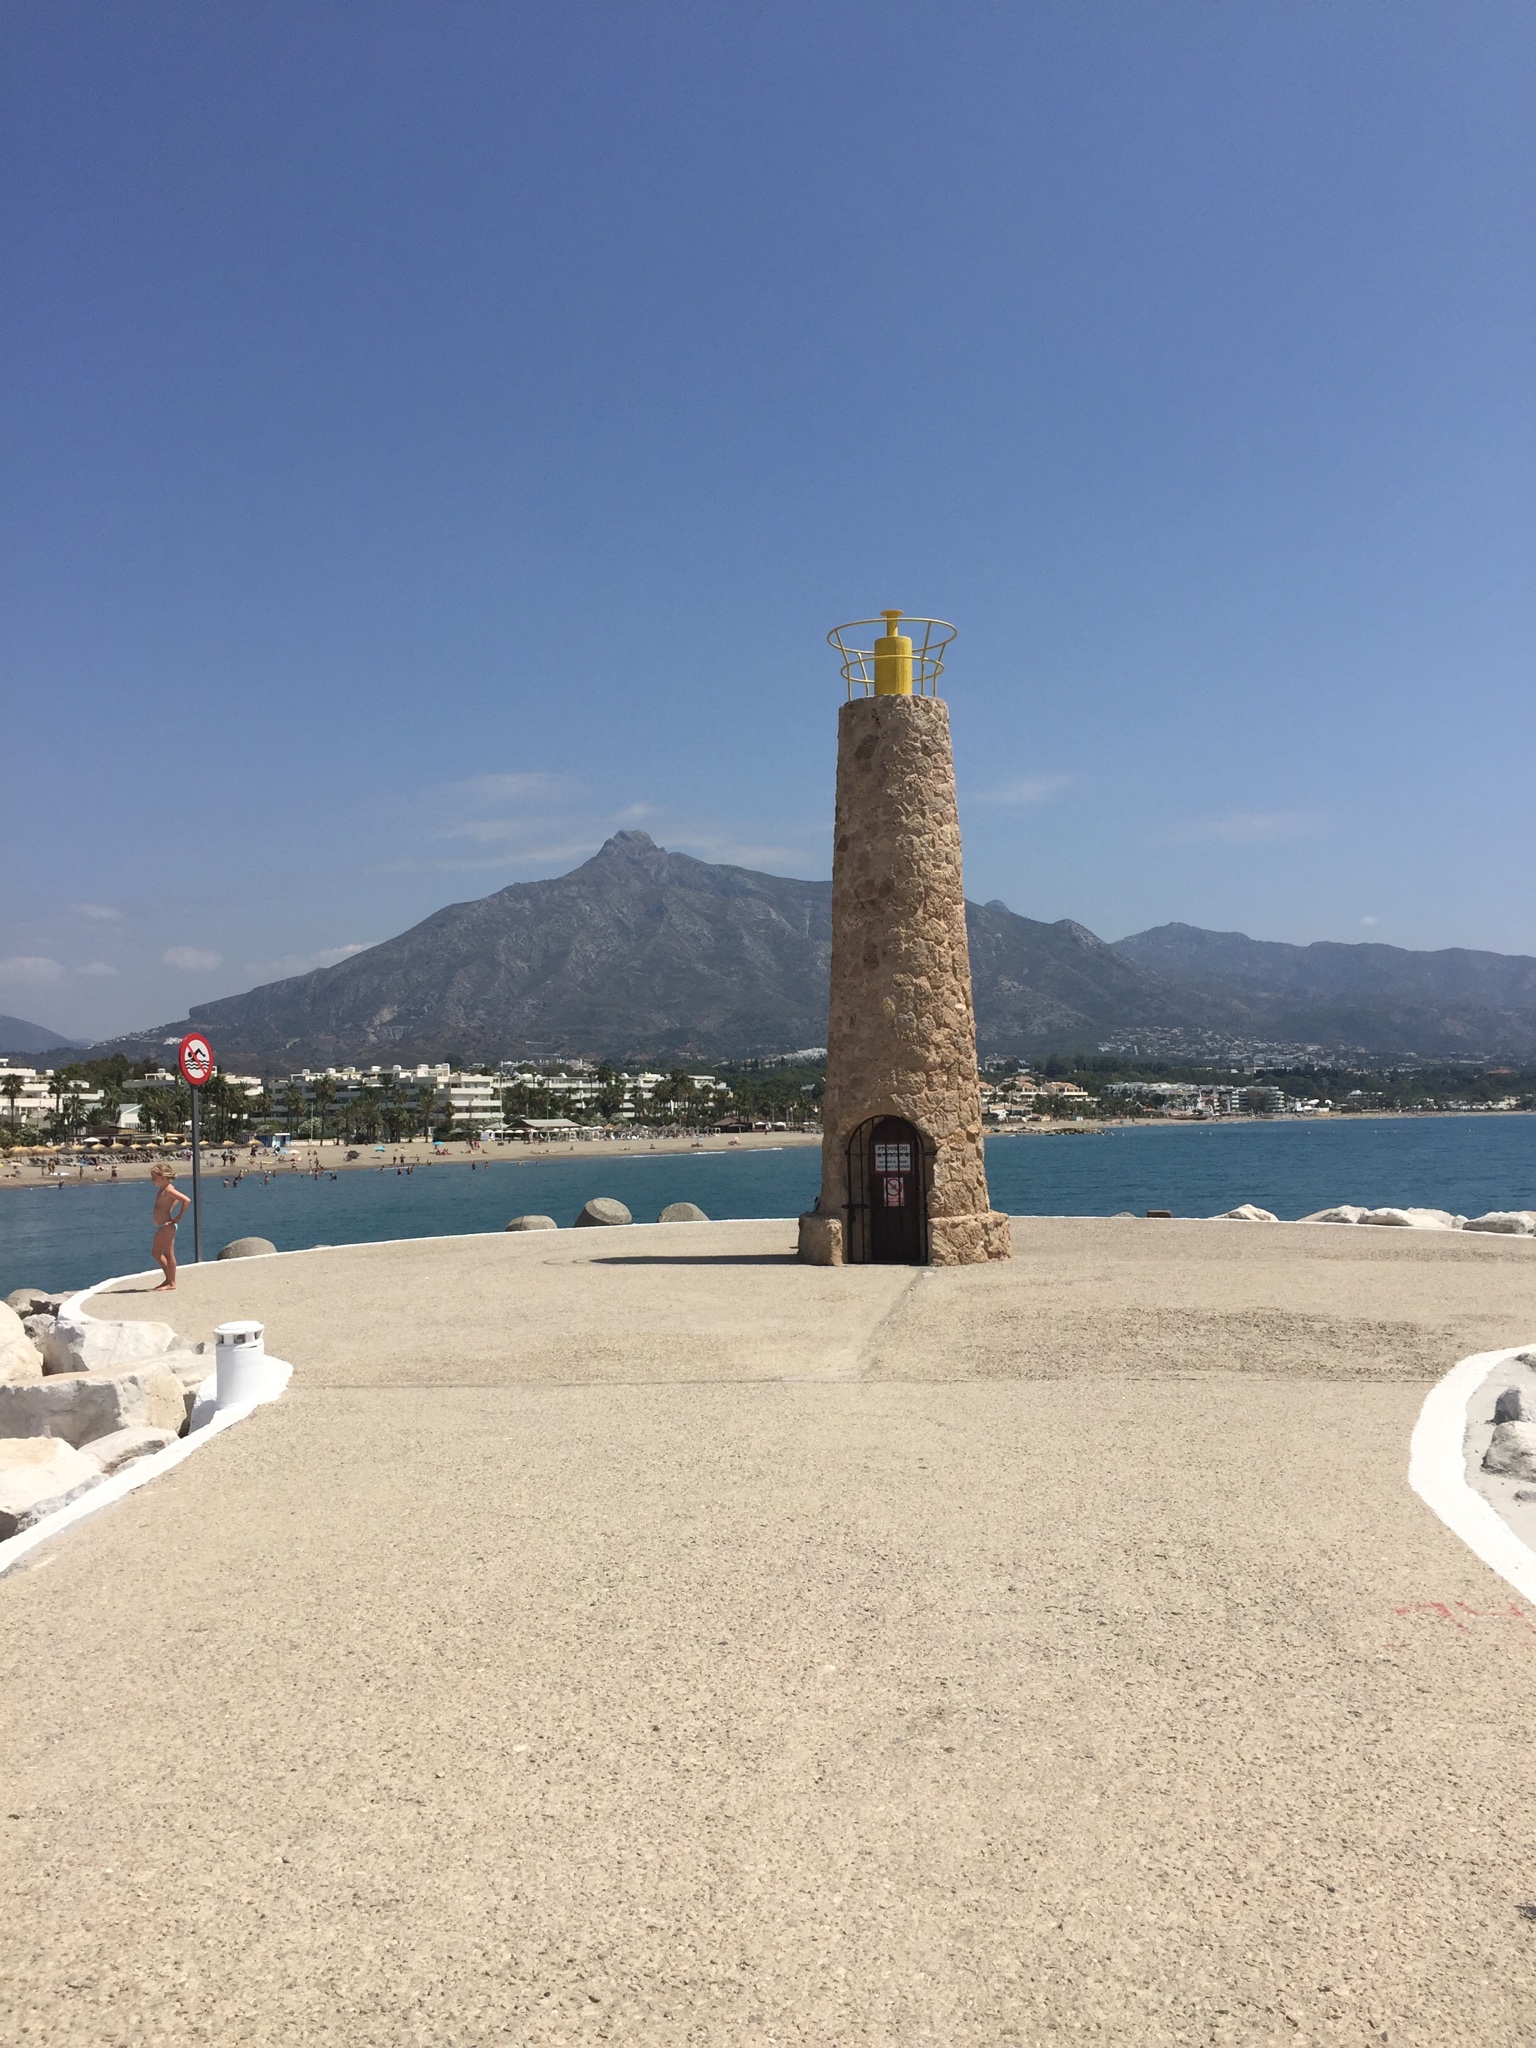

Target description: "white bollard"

left=215, top=1319, right=270, bottom=1409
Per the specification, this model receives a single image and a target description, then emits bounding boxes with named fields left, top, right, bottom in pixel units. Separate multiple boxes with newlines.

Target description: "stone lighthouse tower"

left=798, top=611, right=1011, bottom=1267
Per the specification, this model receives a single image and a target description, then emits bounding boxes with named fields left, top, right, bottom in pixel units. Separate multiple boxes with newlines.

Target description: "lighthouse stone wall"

left=803, top=693, right=1011, bottom=1266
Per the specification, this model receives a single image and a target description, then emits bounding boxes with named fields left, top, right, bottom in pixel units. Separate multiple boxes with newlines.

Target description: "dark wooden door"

left=848, top=1115, right=926, bottom=1264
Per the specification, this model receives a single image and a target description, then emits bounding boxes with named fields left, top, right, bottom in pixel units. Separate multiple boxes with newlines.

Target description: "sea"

left=5, top=1116, right=1536, bottom=1297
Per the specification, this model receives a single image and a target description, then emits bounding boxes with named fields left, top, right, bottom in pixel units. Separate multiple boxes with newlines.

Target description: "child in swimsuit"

left=149, top=1165, right=190, bottom=1291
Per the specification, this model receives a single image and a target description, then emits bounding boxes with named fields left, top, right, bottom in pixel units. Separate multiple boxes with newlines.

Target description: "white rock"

left=1493, top=1385, right=1536, bottom=1424
left=658, top=1202, right=710, bottom=1223
left=0, top=1303, right=44, bottom=1385
left=1210, top=1204, right=1278, bottom=1222
left=42, top=1317, right=176, bottom=1377
left=5, top=1288, right=53, bottom=1315
left=1463, top=1212, right=1536, bottom=1235
left=0, top=1437, right=105, bottom=1537
left=0, top=1364, right=187, bottom=1449
left=160, top=1348, right=211, bottom=1424
left=1300, top=1206, right=1368, bottom=1224
left=1358, top=1208, right=1459, bottom=1230
left=1482, top=1421, right=1536, bottom=1481
left=504, top=1214, right=558, bottom=1232
left=573, top=1197, right=632, bottom=1227
left=82, top=1426, right=179, bottom=1475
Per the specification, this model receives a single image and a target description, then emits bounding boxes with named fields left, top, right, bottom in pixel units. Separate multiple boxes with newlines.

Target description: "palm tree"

left=415, top=1084, right=438, bottom=1141
left=350, top=1086, right=382, bottom=1144
left=311, top=1076, right=338, bottom=1143
left=376, top=1079, right=403, bottom=1144
left=61, top=1088, right=86, bottom=1142
left=1, top=1072, right=23, bottom=1131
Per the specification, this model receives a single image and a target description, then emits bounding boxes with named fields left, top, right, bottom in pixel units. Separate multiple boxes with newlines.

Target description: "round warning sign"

left=178, top=1032, right=214, bottom=1088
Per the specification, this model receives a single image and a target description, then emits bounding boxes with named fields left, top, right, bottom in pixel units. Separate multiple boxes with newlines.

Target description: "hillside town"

left=0, top=1056, right=746, bottom=1150
left=3, top=1044, right=1531, bottom=1160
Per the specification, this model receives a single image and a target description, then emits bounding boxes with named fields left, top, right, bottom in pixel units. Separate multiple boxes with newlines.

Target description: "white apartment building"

left=0, top=1067, right=101, bottom=1128
left=263, top=1063, right=732, bottom=1130
left=1, top=1064, right=263, bottom=1134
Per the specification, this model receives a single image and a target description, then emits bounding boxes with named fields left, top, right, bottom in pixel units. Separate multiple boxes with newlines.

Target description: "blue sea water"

left=4, top=1117, right=1535, bottom=1296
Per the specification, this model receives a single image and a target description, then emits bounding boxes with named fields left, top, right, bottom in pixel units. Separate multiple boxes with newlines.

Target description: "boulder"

left=0, top=1438, right=106, bottom=1536
left=1482, top=1421, right=1536, bottom=1481
left=504, top=1214, right=558, bottom=1232
left=573, top=1198, right=632, bottom=1228
left=161, top=1348, right=214, bottom=1425
left=22, top=1313, right=55, bottom=1344
left=82, top=1426, right=179, bottom=1475
left=0, top=1303, right=44, bottom=1386
left=1211, top=1205, right=1278, bottom=1222
left=0, top=1364, right=187, bottom=1449
left=1493, top=1385, right=1536, bottom=1424
left=5, top=1288, right=53, bottom=1315
left=42, top=1317, right=176, bottom=1377
left=1300, top=1206, right=1367, bottom=1224
left=1358, top=1208, right=1461, bottom=1230
left=658, top=1201, right=709, bottom=1223
left=216, top=1236, right=277, bottom=1260
left=1463, top=1212, right=1536, bottom=1236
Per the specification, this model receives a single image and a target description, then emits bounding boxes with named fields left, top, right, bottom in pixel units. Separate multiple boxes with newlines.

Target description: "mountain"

left=89, top=833, right=1234, bottom=1071
left=184, top=833, right=834, bottom=1067
left=1114, top=923, right=1536, bottom=1058
left=0, top=1014, right=82, bottom=1059
left=83, top=844, right=1536, bottom=1072
left=965, top=905, right=1238, bottom=1050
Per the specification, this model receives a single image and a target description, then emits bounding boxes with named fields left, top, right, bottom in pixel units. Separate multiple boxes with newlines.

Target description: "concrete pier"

left=3, top=1218, right=1534, bottom=2044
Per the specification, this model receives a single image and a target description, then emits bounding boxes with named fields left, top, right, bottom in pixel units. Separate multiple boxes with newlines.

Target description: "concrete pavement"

left=3, top=1218, right=1536, bottom=2044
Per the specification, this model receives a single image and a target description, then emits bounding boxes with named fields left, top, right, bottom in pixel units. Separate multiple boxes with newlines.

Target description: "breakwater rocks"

left=1481, top=1350, right=1536, bottom=1485
left=1300, top=1207, right=1536, bottom=1232
left=0, top=1297, right=211, bottom=1539
left=1157, top=1205, right=1536, bottom=1229
left=507, top=1200, right=711, bottom=1232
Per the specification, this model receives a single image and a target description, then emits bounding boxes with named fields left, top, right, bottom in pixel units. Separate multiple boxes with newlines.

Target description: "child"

left=149, top=1164, right=190, bottom=1291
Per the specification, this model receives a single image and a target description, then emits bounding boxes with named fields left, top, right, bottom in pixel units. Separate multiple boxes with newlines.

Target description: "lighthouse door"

left=848, top=1115, right=927, bottom=1264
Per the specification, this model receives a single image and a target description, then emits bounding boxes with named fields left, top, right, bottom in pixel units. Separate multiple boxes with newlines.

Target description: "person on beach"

left=149, top=1164, right=190, bottom=1291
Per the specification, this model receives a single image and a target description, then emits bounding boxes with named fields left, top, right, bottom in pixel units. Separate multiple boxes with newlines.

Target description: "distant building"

left=263, top=1062, right=731, bottom=1126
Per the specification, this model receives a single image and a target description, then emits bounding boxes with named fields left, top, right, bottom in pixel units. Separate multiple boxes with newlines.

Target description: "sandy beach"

left=3, top=1217, right=1534, bottom=2043
left=0, top=1126, right=821, bottom=1189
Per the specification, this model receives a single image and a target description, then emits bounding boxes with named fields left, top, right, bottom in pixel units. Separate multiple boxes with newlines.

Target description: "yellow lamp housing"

left=827, top=611, right=957, bottom=700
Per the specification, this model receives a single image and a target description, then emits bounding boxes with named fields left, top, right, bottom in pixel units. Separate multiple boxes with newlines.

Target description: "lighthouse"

left=798, top=611, right=1011, bottom=1267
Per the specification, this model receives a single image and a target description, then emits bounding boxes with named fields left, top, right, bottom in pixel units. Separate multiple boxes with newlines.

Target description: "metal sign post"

left=189, top=1087, right=202, bottom=1264
left=178, top=1032, right=214, bottom=1265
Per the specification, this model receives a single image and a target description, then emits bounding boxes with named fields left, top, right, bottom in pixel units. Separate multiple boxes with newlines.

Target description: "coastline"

left=0, top=1127, right=821, bottom=1189
left=3, top=1107, right=1531, bottom=1193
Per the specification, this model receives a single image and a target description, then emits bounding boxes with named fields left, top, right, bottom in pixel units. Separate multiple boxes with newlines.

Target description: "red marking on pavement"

left=1386, top=1600, right=1536, bottom=1646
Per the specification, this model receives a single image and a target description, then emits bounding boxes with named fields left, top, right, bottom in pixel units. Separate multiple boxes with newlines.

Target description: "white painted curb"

left=0, top=1268, right=292, bottom=1579
left=1409, top=1344, right=1536, bottom=1602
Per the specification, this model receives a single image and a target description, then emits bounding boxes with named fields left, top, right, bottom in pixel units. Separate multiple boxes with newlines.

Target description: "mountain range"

left=0, top=1014, right=82, bottom=1059
left=35, top=831, right=1536, bottom=1070
left=1115, top=923, right=1536, bottom=1061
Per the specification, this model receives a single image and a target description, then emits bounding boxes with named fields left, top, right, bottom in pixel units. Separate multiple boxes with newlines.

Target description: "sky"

left=2, top=1, right=1533, bottom=1042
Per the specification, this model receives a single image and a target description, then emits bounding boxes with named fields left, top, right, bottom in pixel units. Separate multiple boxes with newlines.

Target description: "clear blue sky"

left=3, top=1, right=1532, bottom=1041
